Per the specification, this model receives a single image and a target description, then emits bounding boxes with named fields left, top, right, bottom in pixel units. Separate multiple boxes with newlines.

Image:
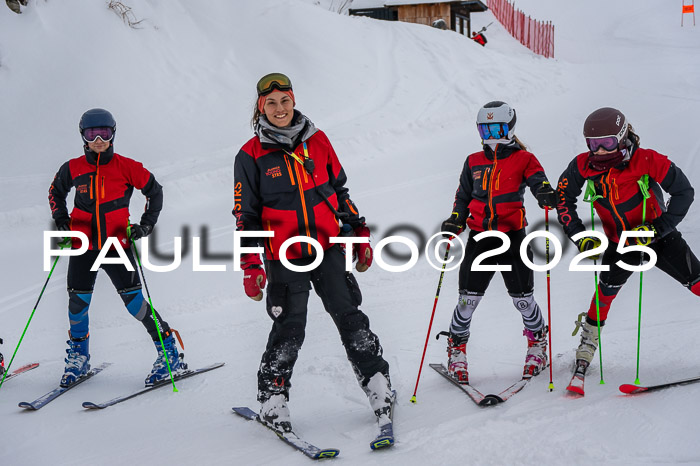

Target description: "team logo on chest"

left=266, top=166, right=282, bottom=179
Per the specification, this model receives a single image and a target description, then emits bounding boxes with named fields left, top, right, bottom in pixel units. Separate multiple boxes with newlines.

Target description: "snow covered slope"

left=1, top=0, right=699, bottom=464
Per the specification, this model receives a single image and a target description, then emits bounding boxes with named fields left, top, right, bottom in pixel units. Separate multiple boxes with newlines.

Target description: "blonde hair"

left=513, top=135, right=528, bottom=151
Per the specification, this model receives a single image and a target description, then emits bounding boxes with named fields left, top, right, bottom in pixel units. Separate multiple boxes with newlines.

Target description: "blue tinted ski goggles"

left=82, top=127, right=114, bottom=143
left=477, top=123, right=509, bottom=140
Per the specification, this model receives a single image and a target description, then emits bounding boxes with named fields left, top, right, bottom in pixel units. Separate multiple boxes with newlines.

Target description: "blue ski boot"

left=145, top=330, right=186, bottom=386
left=61, top=336, right=90, bottom=387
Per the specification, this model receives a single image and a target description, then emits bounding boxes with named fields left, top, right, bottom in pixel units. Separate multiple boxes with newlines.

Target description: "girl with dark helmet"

left=556, top=107, right=698, bottom=388
left=439, top=101, right=557, bottom=384
left=233, top=73, right=392, bottom=434
left=48, top=108, right=186, bottom=387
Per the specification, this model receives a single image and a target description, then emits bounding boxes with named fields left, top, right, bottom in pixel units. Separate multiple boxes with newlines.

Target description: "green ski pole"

left=635, top=175, right=651, bottom=385
left=128, top=224, right=178, bottom=393
left=0, top=239, right=69, bottom=390
left=584, top=180, right=605, bottom=385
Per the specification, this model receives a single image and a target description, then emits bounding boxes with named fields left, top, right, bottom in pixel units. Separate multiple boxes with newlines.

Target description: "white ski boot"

left=523, top=326, right=548, bottom=378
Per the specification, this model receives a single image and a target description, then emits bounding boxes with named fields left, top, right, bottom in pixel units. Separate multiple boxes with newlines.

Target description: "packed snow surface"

left=1, top=1, right=699, bottom=464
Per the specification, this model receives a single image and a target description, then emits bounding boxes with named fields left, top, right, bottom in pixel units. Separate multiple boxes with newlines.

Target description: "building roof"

left=349, top=0, right=386, bottom=8
left=351, top=0, right=486, bottom=8
left=384, top=0, right=457, bottom=5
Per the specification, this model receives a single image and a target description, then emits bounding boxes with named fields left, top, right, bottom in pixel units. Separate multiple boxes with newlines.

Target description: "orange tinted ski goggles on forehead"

left=256, top=73, right=293, bottom=96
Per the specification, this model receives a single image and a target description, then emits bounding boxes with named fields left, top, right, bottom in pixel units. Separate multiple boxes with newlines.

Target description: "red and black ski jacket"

left=556, top=147, right=694, bottom=243
left=49, top=147, right=163, bottom=250
left=452, top=142, right=549, bottom=232
left=233, top=129, right=364, bottom=261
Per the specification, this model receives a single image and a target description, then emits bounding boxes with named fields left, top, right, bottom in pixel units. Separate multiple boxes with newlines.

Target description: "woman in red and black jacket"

left=233, top=73, right=392, bottom=433
left=48, top=108, right=185, bottom=388
left=439, top=101, right=557, bottom=385
left=556, top=107, right=698, bottom=381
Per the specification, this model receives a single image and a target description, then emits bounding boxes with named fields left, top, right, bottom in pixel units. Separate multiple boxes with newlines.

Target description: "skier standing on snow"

left=233, top=73, right=393, bottom=433
left=439, top=101, right=557, bottom=384
left=556, top=107, right=698, bottom=381
left=48, top=108, right=186, bottom=388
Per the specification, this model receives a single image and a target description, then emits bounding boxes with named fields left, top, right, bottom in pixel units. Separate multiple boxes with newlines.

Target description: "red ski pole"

left=411, top=243, right=451, bottom=403
left=545, top=207, right=554, bottom=391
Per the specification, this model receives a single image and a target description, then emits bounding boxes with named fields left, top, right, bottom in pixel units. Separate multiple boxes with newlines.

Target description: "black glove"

left=535, top=182, right=557, bottom=209
left=56, top=220, right=71, bottom=232
left=575, top=236, right=602, bottom=260
left=129, top=224, right=153, bottom=241
left=441, top=213, right=464, bottom=238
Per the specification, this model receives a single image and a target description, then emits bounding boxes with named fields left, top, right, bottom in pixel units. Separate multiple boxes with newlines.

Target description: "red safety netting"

left=488, top=0, right=555, bottom=58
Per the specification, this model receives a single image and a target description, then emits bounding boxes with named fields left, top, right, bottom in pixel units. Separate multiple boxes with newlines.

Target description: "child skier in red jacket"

left=556, top=107, right=698, bottom=387
left=49, top=108, right=186, bottom=388
left=440, top=101, right=557, bottom=384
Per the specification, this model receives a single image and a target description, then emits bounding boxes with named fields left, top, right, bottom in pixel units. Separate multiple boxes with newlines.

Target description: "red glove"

left=353, top=226, right=373, bottom=272
left=241, top=253, right=266, bottom=301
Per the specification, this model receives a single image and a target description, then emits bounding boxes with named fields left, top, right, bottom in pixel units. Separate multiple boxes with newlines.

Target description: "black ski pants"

left=587, top=230, right=700, bottom=322
left=458, top=229, right=534, bottom=295
left=257, top=245, right=389, bottom=402
left=66, top=248, right=170, bottom=341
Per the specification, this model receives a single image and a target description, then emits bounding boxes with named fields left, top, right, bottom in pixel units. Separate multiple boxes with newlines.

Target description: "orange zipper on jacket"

left=266, top=220, right=274, bottom=255
left=95, top=153, right=103, bottom=249
left=284, top=156, right=295, bottom=186
left=487, top=148, right=498, bottom=230
left=605, top=172, right=626, bottom=233
left=292, top=162, right=312, bottom=255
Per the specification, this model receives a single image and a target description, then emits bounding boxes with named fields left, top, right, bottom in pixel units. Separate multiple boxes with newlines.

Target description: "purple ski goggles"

left=586, top=136, right=619, bottom=153
left=82, top=127, right=114, bottom=143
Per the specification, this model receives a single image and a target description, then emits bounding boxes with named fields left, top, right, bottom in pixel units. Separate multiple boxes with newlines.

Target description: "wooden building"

left=349, top=0, right=488, bottom=37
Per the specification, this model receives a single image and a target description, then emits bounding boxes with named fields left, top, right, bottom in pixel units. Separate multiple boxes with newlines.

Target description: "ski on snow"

left=82, top=362, right=225, bottom=409
left=430, top=363, right=532, bottom=406
left=1, top=362, right=40, bottom=383
left=430, top=363, right=487, bottom=405
left=232, top=406, right=340, bottom=460
left=18, top=362, right=111, bottom=410
left=566, top=362, right=588, bottom=396
left=619, top=375, right=700, bottom=395
left=370, top=389, right=397, bottom=450
left=483, top=378, right=532, bottom=404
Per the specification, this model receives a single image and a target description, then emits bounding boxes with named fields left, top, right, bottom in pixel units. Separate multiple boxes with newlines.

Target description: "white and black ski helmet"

left=583, top=107, right=628, bottom=147
left=476, top=101, right=516, bottom=138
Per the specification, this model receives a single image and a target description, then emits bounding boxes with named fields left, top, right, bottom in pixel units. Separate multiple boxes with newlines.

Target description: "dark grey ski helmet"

left=79, top=108, right=116, bottom=139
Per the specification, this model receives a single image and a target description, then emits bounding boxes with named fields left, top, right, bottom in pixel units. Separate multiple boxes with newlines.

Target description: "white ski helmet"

left=476, top=101, right=516, bottom=139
